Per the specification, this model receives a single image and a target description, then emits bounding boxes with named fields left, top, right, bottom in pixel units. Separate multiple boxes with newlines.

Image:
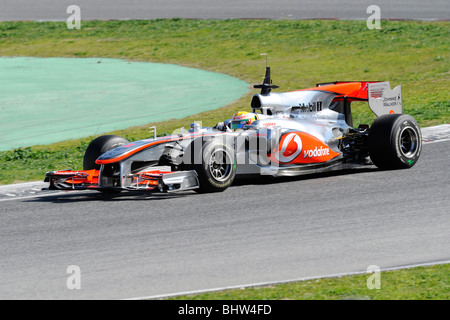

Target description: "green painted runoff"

left=0, top=57, right=249, bottom=151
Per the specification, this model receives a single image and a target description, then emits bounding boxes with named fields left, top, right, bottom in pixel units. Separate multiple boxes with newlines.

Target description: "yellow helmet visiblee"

left=230, top=111, right=258, bottom=130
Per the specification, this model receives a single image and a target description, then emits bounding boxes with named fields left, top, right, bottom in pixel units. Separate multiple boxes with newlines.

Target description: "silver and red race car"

left=45, top=66, right=422, bottom=193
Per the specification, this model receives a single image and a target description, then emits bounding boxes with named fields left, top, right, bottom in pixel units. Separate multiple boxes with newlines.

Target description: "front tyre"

left=83, top=135, right=130, bottom=170
left=368, top=114, right=422, bottom=170
left=194, top=140, right=236, bottom=193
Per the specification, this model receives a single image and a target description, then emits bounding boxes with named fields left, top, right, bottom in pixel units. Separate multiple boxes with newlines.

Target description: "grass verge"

left=0, top=19, right=449, bottom=184
left=169, top=264, right=450, bottom=300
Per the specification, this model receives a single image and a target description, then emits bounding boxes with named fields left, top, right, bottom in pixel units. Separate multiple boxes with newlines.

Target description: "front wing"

left=45, top=168, right=199, bottom=193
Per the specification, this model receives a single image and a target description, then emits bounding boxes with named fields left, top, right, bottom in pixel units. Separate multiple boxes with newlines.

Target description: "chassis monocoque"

left=45, top=66, right=422, bottom=193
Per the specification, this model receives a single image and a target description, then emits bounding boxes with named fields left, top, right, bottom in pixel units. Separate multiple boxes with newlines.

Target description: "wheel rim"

left=399, top=127, right=418, bottom=158
left=208, top=148, right=233, bottom=182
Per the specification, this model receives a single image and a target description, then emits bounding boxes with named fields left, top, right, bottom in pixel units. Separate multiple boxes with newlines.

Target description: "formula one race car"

left=45, top=65, right=422, bottom=193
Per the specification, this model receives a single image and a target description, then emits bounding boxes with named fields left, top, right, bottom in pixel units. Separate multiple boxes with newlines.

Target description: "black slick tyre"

left=194, top=139, right=236, bottom=193
left=83, top=135, right=129, bottom=170
left=368, top=114, right=422, bottom=170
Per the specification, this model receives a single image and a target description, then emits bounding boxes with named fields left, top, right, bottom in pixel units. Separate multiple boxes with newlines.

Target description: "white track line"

left=126, top=260, right=450, bottom=300
left=0, top=193, right=67, bottom=202
left=421, top=124, right=450, bottom=144
left=0, top=181, right=67, bottom=202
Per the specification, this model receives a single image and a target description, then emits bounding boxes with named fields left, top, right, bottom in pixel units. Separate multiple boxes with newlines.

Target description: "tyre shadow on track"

left=233, top=167, right=378, bottom=186
left=25, top=189, right=192, bottom=203
left=26, top=167, right=379, bottom=203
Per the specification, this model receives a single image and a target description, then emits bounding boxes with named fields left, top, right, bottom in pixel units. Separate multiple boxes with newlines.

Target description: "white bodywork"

left=368, top=82, right=403, bottom=116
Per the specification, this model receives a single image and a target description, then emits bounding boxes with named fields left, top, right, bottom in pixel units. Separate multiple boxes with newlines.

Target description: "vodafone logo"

left=303, top=146, right=330, bottom=158
left=276, top=133, right=303, bottom=163
left=272, top=131, right=341, bottom=165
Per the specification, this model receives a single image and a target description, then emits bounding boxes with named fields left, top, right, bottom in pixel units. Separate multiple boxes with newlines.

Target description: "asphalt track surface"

left=0, top=136, right=449, bottom=299
left=0, top=0, right=449, bottom=21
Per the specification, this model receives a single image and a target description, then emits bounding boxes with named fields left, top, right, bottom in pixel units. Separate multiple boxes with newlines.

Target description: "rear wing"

left=314, top=81, right=403, bottom=117
left=368, top=82, right=403, bottom=116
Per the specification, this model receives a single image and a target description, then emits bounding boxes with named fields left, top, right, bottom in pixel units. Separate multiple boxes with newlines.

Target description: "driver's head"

left=230, top=111, right=258, bottom=130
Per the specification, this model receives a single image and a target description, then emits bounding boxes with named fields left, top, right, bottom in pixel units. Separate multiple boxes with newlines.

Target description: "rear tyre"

left=368, top=114, right=422, bottom=170
left=194, top=139, right=236, bottom=193
left=83, top=135, right=129, bottom=170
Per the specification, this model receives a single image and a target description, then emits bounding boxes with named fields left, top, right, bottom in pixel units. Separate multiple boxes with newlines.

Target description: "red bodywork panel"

left=46, top=169, right=175, bottom=190
left=296, top=81, right=377, bottom=101
left=48, top=169, right=99, bottom=187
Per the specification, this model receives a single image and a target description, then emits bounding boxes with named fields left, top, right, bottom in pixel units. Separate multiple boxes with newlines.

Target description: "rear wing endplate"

left=368, top=82, right=403, bottom=117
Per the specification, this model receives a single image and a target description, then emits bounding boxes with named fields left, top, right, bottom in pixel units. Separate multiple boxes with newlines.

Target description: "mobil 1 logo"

left=297, top=101, right=323, bottom=113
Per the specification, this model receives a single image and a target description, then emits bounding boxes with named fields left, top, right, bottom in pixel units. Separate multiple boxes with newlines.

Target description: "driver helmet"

left=230, top=111, right=258, bottom=130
